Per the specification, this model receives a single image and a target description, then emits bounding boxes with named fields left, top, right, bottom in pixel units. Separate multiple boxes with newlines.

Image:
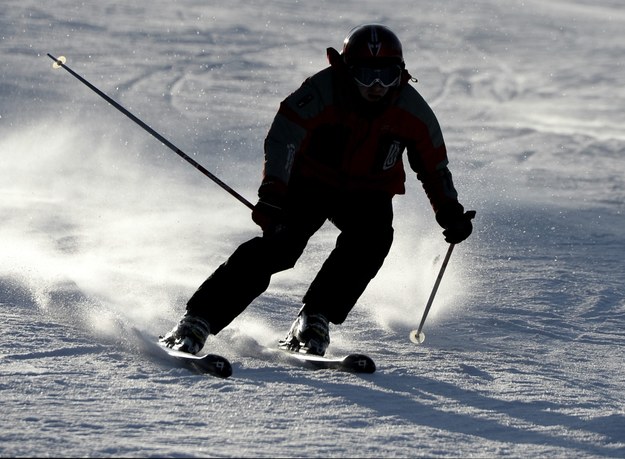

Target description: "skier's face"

left=357, top=83, right=390, bottom=102
left=350, top=64, right=400, bottom=102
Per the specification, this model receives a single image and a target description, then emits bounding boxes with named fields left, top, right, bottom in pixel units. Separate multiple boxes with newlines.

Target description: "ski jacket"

left=262, top=47, right=460, bottom=213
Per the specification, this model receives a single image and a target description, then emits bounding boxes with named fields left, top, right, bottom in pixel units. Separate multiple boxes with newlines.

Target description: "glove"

left=251, top=177, right=287, bottom=233
left=435, top=204, right=476, bottom=244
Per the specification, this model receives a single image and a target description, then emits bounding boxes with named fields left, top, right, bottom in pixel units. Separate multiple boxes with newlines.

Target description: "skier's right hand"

left=252, top=177, right=287, bottom=233
left=252, top=200, right=284, bottom=231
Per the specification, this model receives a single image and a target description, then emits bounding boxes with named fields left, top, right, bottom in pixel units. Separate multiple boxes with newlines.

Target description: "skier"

left=161, top=24, right=475, bottom=356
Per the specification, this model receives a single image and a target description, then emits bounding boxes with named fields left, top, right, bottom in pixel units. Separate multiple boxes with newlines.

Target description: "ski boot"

left=282, top=309, right=330, bottom=356
left=160, top=314, right=210, bottom=355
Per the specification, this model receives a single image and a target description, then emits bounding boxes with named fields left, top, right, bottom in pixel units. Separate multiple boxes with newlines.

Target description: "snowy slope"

left=1, top=0, right=624, bottom=457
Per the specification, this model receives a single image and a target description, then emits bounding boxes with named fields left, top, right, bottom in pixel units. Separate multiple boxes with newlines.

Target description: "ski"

left=157, top=342, right=233, bottom=378
left=278, top=342, right=376, bottom=374
left=132, top=328, right=232, bottom=378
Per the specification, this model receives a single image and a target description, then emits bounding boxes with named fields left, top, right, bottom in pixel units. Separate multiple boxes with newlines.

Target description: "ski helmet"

left=342, top=24, right=404, bottom=67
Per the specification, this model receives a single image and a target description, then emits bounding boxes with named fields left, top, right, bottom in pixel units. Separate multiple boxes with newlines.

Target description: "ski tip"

left=200, top=355, right=233, bottom=378
left=343, top=354, right=376, bottom=373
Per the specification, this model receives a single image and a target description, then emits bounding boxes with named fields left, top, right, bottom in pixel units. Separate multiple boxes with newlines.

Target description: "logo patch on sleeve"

left=383, top=140, right=403, bottom=170
left=296, top=94, right=314, bottom=108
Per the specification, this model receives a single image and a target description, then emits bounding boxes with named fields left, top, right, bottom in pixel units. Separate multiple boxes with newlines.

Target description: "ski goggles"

left=350, top=65, right=402, bottom=88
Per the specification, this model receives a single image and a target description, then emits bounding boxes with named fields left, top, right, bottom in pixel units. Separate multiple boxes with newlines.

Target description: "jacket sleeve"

left=262, top=111, right=302, bottom=187
left=402, top=89, right=463, bottom=215
left=262, top=75, right=328, bottom=187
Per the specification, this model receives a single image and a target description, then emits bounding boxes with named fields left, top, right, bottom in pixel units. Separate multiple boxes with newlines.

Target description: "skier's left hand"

left=436, top=205, right=476, bottom=244
left=443, top=210, right=475, bottom=243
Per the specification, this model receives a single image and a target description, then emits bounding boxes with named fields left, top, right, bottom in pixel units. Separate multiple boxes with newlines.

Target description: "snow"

left=1, top=0, right=624, bottom=457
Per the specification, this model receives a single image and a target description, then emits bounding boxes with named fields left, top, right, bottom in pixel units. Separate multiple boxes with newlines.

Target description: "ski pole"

left=410, top=210, right=475, bottom=344
left=409, top=243, right=455, bottom=345
left=46, top=54, right=254, bottom=211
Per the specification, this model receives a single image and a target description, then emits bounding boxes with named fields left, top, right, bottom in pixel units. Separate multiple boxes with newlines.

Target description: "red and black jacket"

left=261, top=47, right=461, bottom=214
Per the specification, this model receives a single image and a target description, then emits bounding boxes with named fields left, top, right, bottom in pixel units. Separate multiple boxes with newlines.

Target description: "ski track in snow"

left=1, top=0, right=624, bottom=457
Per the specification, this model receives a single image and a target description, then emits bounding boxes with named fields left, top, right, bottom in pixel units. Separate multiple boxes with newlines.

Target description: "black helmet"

left=342, top=24, right=404, bottom=67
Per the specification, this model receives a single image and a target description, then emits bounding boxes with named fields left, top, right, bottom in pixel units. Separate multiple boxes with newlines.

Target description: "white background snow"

left=1, top=0, right=624, bottom=457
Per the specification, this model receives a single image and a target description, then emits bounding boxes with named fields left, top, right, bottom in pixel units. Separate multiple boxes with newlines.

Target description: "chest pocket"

left=374, top=137, right=406, bottom=173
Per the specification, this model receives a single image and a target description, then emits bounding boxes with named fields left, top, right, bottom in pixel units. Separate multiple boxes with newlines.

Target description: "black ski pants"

left=186, top=185, right=394, bottom=334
